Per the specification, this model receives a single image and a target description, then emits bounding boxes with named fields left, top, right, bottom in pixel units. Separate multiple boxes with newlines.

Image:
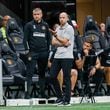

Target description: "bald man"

left=49, top=12, right=74, bottom=106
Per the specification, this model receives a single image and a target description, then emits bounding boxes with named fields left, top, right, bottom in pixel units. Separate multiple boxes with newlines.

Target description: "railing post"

left=0, top=43, right=4, bottom=105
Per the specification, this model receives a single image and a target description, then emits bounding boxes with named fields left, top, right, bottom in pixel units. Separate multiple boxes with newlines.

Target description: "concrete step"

left=5, top=96, right=110, bottom=106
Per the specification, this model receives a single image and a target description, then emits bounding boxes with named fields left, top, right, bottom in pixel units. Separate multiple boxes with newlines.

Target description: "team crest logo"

left=42, top=26, right=46, bottom=30
left=7, top=59, right=13, bottom=65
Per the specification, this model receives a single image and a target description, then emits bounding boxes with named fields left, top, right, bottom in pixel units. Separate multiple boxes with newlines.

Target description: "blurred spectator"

left=0, top=15, right=11, bottom=43
left=99, top=19, right=110, bottom=96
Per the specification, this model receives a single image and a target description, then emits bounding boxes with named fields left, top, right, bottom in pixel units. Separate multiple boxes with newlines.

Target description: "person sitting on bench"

left=75, top=37, right=104, bottom=96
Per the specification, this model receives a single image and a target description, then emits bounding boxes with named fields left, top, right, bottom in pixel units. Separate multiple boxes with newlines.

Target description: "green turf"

left=0, top=103, right=110, bottom=110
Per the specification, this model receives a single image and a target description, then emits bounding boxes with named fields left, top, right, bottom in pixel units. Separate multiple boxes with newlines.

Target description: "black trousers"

left=26, top=51, right=48, bottom=96
left=49, top=59, right=73, bottom=102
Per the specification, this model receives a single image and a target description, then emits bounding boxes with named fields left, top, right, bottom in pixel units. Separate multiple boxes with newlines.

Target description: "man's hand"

left=88, top=66, right=96, bottom=77
left=50, top=28, right=70, bottom=46
left=49, top=28, right=57, bottom=37
left=83, top=49, right=89, bottom=56
left=65, top=41, right=71, bottom=47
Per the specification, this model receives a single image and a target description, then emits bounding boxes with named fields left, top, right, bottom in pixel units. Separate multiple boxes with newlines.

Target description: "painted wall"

left=76, top=0, right=110, bottom=35
left=101, top=0, right=110, bottom=22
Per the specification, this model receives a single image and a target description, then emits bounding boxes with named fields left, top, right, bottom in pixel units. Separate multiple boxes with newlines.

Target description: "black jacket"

left=23, top=20, right=51, bottom=52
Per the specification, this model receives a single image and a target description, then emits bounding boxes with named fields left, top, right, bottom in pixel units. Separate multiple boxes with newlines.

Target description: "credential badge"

left=33, top=25, right=36, bottom=29
left=42, top=26, right=46, bottom=30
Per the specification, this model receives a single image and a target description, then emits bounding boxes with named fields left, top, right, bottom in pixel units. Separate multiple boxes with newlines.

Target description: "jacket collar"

left=60, top=23, right=68, bottom=29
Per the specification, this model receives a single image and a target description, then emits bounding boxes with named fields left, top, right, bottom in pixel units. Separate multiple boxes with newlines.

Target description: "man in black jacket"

left=23, top=8, right=51, bottom=98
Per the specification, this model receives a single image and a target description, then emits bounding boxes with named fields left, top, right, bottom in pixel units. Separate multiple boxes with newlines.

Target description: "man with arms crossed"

left=50, top=12, right=74, bottom=106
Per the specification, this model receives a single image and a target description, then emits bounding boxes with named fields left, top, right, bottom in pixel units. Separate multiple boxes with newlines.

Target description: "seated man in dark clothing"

left=75, top=37, right=104, bottom=96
